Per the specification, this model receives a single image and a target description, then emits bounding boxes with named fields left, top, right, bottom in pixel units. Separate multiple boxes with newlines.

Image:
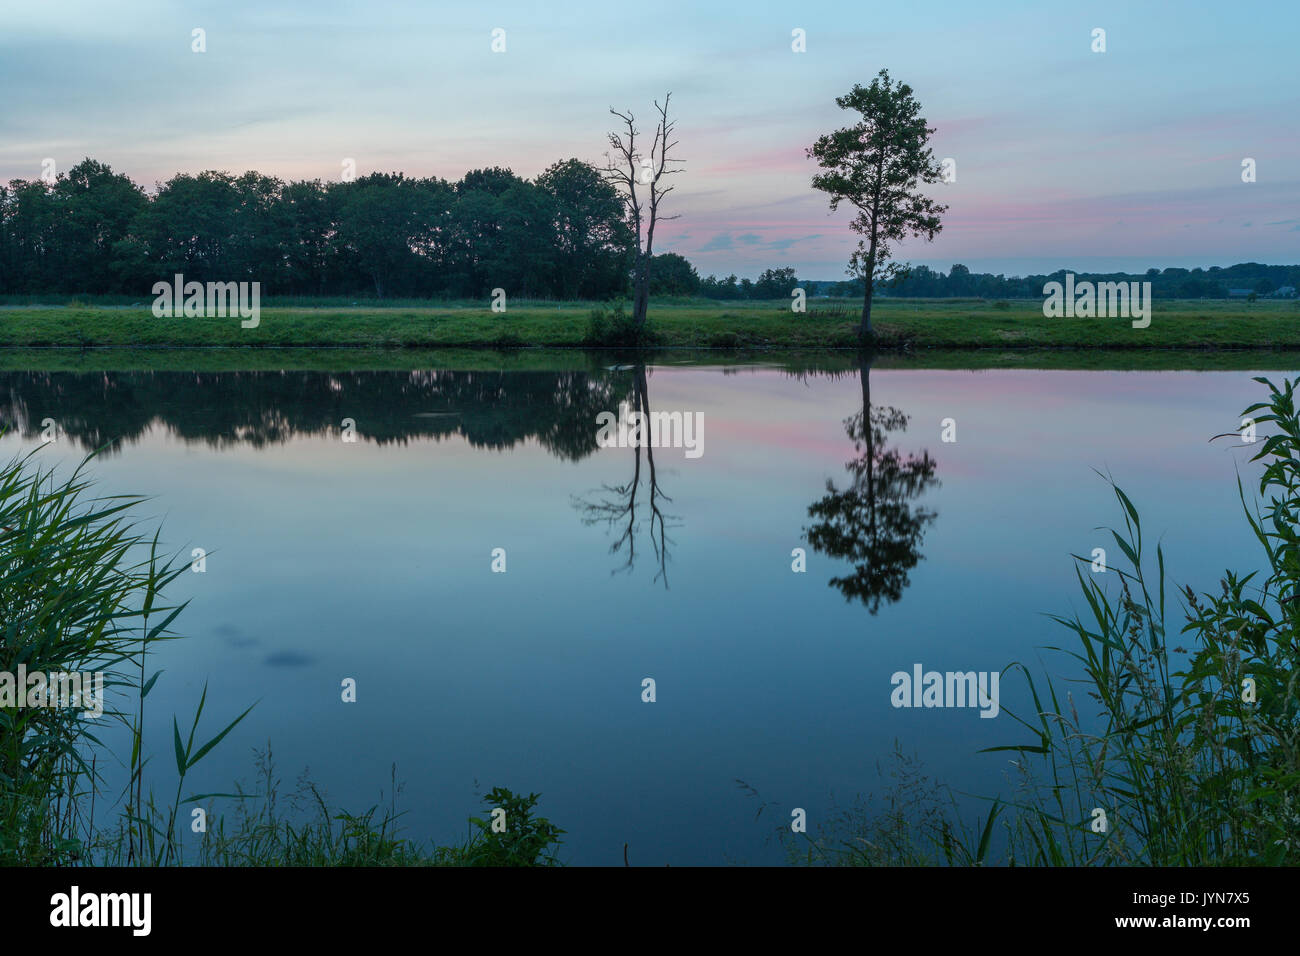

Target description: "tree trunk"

left=633, top=253, right=651, bottom=327
left=859, top=241, right=877, bottom=345
left=859, top=276, right=874, bottom=342
left=859, top=161, right=884, bottom=346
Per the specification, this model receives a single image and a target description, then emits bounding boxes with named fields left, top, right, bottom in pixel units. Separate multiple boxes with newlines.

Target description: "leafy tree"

left=129, top=170, right=243, bottom=282
left=648, top=252, right=700, bottom=295
left=1179, top=277, right=1217, bottom=298
left=808, top=70, right=948, bottom=343
left=0, top=178, right=59, bottom=291
left=458, top=166, right=524, bottom=197
left=228, top=171, right=289, bottom=284
left=489, top=181, right=560, bottom=297
left=334, top=173, right=444, bottom=298
left=700, top=274, right=741, bottom=299
left=946, top=263, right=971, bottom=295
left=537, top=159, right=632, bottom=299
left=443, top=185, right=500, bottom=296
left=278, top=179, right=335, bottom=296
left=755, top=266, right=799, bottom=299
left=49, top=159, right=148, bottom=293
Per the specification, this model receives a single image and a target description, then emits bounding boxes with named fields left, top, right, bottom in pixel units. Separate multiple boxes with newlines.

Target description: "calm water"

left=0, top=360, right=1282, bottom=864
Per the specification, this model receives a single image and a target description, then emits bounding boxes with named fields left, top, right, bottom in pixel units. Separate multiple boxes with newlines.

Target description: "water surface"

left=0, top=361, right=1277, bottom=864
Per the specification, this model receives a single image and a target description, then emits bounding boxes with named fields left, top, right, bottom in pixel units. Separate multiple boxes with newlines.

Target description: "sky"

left=1, top=0, right=1296, bottom=279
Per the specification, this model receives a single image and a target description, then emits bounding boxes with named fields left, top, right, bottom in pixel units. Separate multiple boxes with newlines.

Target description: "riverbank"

left=1, top=297, right=1297, bottom=350
left=1, top=345, right=1299, bottom=373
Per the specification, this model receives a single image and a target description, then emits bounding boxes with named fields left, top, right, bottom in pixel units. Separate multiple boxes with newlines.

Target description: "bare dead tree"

left=573, top=365, right=678, bottom=587
left=603, top=94, right=684, bottom=332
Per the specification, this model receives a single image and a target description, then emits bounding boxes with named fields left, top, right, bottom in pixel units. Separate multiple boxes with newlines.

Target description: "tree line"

left=652, top=258, right=1300, bottom=302
left=816, top=262, right=1300, bottom=300
left=0, top=158, right=634, bottom=299
left=4, top=158, right=1294, bottom=304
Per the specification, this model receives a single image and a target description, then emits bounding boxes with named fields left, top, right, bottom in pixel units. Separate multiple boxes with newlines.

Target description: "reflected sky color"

left=2, top=364, right=1279, bottom=864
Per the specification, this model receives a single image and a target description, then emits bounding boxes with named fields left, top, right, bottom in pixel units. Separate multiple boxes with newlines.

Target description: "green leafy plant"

left=455, top=787, right=564, bottom=866
left=0, top=447, right=182, bottom=864
left=585, top=299, right=655, bottom=348
left=0, top=446, right=254, bottom=866
left=989, top=375, right=1300, bottom=865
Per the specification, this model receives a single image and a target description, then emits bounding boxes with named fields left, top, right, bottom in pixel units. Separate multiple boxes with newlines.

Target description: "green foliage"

left=0, top=448, right=190, bottom=864
left=754, top=267, right=800, bottom=300
left=0, top=158, right=631, bottom=300
left=86, top=746, right=563, bottom=867
left=171, top=750, right=429, bottom=867
left=809, top=69, right=948, bottom=337
left=451, top=787, right=564, bottom=867
left=707, top=331, right=742, bottom=348
left=752, top=747, right=996, bottom=866
left=585, top=300, right=657, bottom=347
left=0, top=449, right=249, bottom=866
left=786, top=375, right=1300, bottom=866
left=489, top=332, right=526, bottom=350
left=999, top=378, right=1300, bottom=864
left=1, top=297, right=1298, bottom=351
left=0, top=449, right=562, bottom=867
left=977, top=380, right=1297, bottom=865
left=648, top=252, right=701, bottom=296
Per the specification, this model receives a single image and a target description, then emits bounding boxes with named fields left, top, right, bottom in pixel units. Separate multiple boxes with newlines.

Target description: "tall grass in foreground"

left=0, top=447, right=258, bottom=866
left=0, top=447, right=562, bottom=866
left=783, top=375, right=1300, bottom=865
left=0, top=446, right=192, bottom=864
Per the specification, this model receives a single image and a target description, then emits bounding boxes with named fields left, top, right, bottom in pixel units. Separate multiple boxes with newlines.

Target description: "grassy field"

left=1, top=296, right=1298, bottom=351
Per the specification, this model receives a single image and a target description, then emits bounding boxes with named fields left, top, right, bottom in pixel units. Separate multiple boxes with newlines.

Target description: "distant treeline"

left=3, top=159, right=1296, bottom=302
left=803, top=263, right=1300, bottom=301
left=651, top=260, right=1300, bottom=301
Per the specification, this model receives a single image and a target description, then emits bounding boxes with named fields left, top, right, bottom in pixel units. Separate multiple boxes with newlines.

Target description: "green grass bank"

left=2, top=296, right=1298, bottom=351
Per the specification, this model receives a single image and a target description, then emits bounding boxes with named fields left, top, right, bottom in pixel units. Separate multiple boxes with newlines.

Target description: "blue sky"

left=2, top=0, right=1296, bottom=278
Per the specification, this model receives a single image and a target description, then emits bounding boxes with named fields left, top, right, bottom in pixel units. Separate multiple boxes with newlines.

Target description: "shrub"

left=584, top=300, right=655, bottom=348
left=449, top=787, right=564, bottom=866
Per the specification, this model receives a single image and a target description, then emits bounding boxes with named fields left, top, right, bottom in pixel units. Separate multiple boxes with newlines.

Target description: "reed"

left=0, top=446, right=562, bottom=866
left=0, top=445, right=192, bottom=863
left=785, top=375, right=1300, bottom=865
